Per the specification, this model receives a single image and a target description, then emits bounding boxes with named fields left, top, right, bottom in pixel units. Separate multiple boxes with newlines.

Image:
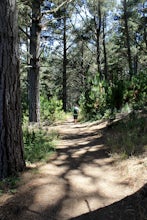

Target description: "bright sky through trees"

left=116, top=0, right=120, bottom=5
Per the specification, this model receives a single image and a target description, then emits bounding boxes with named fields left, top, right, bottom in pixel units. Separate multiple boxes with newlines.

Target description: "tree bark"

left=102, top=15, right=108, bottom=79
left=143, top=3, right=147, bottom=49
left=80, top=39, right=85, bottom=89
left=62, top=11, right=67, bottom=112
left=123, top=0, right=133, bottom=76
left=0, top=0, right=25, bottom=179
left=28, top=0, right=42, bottom=122
left=94, top=0, right=102, bottom=78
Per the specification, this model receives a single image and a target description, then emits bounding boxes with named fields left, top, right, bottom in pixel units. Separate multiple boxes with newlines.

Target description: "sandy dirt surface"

left=0, top=118, right=147, bottom=220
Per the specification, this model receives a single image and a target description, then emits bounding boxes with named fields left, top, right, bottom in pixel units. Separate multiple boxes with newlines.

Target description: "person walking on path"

left=73, top=104, right=79, bottom=124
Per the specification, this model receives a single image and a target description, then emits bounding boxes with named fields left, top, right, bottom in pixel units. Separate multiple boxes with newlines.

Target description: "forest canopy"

left=18, top=0, right=147, bottom=122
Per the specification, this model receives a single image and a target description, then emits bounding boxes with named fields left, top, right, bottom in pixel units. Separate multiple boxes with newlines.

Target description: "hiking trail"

left=0, top=117, right=146, bottom=220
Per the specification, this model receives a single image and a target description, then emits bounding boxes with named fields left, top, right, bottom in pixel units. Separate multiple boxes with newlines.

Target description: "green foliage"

left=23, top=128, right=58, bottom=163
left=80, top=74, right=108, bottom=121
left=0, top=176, right=20, bottom=195
left=40, top=95, right=65, bottom=124
left=20, top=63, right=29, bottom=123
left=80, top=71, right=147, bottom=121
left=80, top=73, right=124, bottom=120
left=109, top=79, right=125, bottom=110
left=21, top=82, right=29, bottom=123
left=124, top=72, right=147, bottom=109
left=106, top=111, right=147, bottom=158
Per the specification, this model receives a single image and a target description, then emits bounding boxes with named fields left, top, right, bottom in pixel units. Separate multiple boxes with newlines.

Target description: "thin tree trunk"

left=81, top=42, right=84, bottom=87
left=79, top=39, right=85, bottom=89
left=94, top=1, right=102, bottom=78
left=63, top=12, right=67, bottom=112
left=123, top=0, right=133, bottom=76
left=0, top=0, right=25, bottom=179
left=133, top=55, right=138, bottom=75
left=28, top=0, right=41, bottom=122
left=102, top=15, right=108, bottom=79
left=143, top=3, right=147, bottom=49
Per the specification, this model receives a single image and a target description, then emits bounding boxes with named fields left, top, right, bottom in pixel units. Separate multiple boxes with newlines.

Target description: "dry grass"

left=117, top=154, right=147, bottom=189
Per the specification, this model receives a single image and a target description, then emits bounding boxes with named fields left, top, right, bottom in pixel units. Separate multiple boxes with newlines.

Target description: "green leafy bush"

left=124, top=72, right=147, bottom=109
left=80, top=74, right=109, bottom=120
left=40, top=95, right=65, bottom=124
left=0, top=176, right=20, bottom=195
left=80, top=71, right=147, bottom=121
left=23, top=128, right=58, bottom=163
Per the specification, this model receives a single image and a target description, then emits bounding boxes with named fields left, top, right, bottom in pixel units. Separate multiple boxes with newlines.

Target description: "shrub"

left=80, top=74, right=108, bottom=121
left=23, top=127, right=58, bottom=163
left=124, top=72, right=147, bottom=109
left=0, top=176, right=20, bottom=195
left=40, top=95, right=65, bottom=124
left=80, top=71, right=147, bottom=121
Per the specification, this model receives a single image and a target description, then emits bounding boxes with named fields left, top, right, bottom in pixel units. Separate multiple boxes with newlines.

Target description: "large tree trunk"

left=0, top=0, right=25, bottom=179
left=28, top=0, right=41, bottom=122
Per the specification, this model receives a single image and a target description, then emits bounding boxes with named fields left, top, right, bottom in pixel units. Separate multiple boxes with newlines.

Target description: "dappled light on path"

left=0, top=118, right=146, bottom=220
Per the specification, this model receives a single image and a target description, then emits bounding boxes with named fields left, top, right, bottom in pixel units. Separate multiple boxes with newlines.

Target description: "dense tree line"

left=18, top=0, right=147, bottom=120
left=20, top=0, right=146, bottom=120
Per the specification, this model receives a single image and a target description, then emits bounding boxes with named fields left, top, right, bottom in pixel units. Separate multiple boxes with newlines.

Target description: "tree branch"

left=19, top=26, right=30, bottom=39
left=42, top=0, right=75, bottom=15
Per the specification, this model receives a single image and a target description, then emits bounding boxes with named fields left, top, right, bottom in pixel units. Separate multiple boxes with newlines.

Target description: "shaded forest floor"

left=0, top=117, right=147, bottom=220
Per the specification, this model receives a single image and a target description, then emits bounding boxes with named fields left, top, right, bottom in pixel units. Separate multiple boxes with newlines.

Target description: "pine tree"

left=0, top=0, right=25, bottom=179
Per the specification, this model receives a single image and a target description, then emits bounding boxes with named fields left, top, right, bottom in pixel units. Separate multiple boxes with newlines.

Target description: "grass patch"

left=106, top=111, right=147, bottom=158
left=0, top=176, right=20, bottom=195
left=23, top=127, right=58, bottom=163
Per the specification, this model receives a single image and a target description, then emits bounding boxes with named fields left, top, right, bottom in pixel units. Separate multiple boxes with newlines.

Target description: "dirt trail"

left=0, top=118, right=147, bottom=220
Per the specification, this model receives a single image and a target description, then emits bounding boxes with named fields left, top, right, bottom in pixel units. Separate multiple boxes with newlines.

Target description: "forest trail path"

left=0, top=117, right=146, bottom=220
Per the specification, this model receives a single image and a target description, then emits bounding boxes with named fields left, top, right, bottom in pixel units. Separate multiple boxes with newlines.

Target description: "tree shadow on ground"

left=0, top=123, right=110, bottom=220
left=70, top=183, right=147, bottom=220
left=0, top=117, right=146, bottom=220
left=50, top=127, right=110, bottom=170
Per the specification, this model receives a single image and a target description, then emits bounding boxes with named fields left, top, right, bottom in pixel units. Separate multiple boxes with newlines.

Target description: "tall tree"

left=95, top=0, right=102, bottom=77
left=86, top=0, right=112, bottom=79
left=122, top=0, right=133, bottom=76
left=0, top=0, right=25, bottom=179
left=22, top=0, right=75, bottom=120
left=43, top=1, right=76, bottom=110
left=142, top=2, right=147, bottom=49
left=102, top=13, right=108, bottom=79
left=28, top=0, right=42, bottom=122
left=62, top=7, right=68, bottom=112
left=87, top=0, right=102, bottom=77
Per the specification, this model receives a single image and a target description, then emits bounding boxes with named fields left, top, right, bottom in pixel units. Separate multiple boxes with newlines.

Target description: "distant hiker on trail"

left=73, top=104, right=79, bottom=124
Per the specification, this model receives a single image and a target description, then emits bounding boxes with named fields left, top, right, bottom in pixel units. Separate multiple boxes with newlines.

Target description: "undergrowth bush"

left=79, top=74, right=108, bottom=121
left=80, top=71, right=147, bottom=121
left=106, top=111, right=147, bottom=158
left=124, top=72, right=147, bottom=109
left=0, top=176, right=20, bottom=195
left=23, top=127, right=58, bottom=163
left=40, top=95, right=65, bottom=124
